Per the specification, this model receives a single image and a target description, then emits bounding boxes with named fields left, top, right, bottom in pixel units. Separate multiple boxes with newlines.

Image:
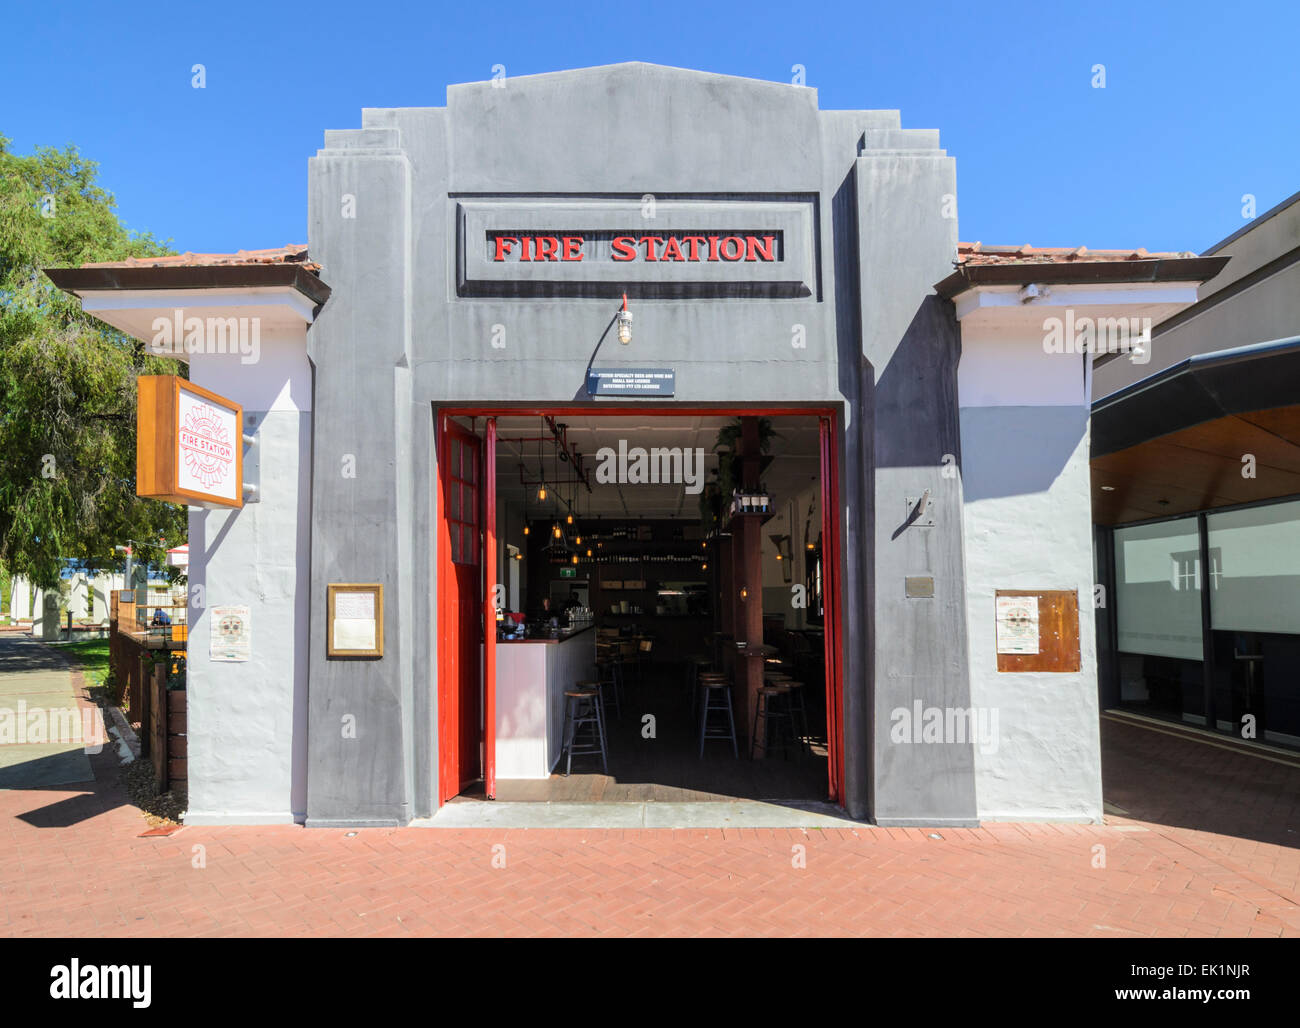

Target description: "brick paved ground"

left=1, top=638, right=1298, bottom=936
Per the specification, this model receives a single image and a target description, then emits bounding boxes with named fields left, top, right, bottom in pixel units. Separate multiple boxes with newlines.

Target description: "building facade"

left=48, top=64, right=1231, bottom=827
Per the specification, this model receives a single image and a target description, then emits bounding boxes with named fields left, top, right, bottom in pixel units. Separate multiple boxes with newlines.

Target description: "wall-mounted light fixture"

left=616, top=293, right=633, bottom=345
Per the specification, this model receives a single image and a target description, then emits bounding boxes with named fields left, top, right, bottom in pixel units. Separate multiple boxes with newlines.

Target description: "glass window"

left=1207, top=500, right=1300, bottom=744
left=1114, top=517, right=1205, bottom=723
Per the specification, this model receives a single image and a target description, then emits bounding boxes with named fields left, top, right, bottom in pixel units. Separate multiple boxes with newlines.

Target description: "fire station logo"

left=178, top=406, right=234, bottom=490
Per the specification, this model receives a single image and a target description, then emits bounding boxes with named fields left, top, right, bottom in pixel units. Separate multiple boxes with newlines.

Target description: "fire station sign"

left=137, top=375, right=244, bottom=508
left=457, top=198, right=817, bottom=298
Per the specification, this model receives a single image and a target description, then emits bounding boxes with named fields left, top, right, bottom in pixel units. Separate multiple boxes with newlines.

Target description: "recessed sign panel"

left=457, top=198, right=817, bottom=298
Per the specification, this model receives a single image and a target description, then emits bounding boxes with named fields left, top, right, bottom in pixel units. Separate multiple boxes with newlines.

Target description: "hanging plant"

left=699, top=417, right=780, bottom=530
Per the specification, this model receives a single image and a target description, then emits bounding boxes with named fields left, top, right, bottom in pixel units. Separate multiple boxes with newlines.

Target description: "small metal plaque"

left=905, top=576, right=935, bottom=598
left=587, top=368, right=675, bottom=396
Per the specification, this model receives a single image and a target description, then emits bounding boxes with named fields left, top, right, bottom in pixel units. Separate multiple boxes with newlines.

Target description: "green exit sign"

left=559, top=567, right=576, bottom=579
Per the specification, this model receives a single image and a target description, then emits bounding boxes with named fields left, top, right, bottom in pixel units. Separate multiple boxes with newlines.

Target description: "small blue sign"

left=587, top=368, right=676, bottom=397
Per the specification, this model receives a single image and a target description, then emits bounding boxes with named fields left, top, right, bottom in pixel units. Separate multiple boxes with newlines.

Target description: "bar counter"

left=495, top=624, right=596, bottom=778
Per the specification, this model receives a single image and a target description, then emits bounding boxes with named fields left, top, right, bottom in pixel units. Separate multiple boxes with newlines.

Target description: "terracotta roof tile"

left=955, top=242, right=1195, bottom=267
left=79, top=244, right=320, bottom=274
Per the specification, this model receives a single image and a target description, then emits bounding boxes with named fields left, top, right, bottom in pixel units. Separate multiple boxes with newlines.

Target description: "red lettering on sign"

left=747, top=235, right=776, bottom=262
left=490, top=232, right=781, bottom=264
left=719, top=236, right=745, bottom=261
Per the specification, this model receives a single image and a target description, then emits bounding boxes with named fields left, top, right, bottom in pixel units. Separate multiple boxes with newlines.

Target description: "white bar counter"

left=495, top=626, right=597, bottom=779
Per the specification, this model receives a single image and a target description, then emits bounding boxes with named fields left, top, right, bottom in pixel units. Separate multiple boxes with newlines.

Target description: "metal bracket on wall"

left=903, top=492, right=934, bottom=528
left=242, top=413, right=261, bottom=504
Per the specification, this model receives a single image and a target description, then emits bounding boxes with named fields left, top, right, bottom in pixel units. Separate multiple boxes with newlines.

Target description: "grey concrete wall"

left=853, top=154, right=976, bottom=826
left=305, top=133, right=416, bottom=827
left=307, top=63, right=971, bottom=824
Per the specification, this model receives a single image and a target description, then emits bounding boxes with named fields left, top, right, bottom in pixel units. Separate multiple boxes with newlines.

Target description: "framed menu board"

left=994, top=589, right=1080, bottom=672
left=327, top=583, right=384, bottom=658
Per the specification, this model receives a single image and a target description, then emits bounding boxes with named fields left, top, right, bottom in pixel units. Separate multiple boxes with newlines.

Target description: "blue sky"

left=4, top=0, right=1295, bottom=255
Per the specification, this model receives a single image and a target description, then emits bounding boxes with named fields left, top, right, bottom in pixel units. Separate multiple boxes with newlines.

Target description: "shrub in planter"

left=102, top=669, right=126, bottom=708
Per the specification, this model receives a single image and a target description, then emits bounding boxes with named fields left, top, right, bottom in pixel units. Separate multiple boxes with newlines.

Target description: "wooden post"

left=730, top=417, right=765, bottom=752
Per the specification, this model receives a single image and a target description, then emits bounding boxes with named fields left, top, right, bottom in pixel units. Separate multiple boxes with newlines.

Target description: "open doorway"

left=436, top=409, right=844, bottom=809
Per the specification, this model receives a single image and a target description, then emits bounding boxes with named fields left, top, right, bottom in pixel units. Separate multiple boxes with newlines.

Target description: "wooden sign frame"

left=327, top=583, right=384, bottom=658
left=137, top=375, right=244, bottom=508
left=995, top=589, right=1081, bottom=672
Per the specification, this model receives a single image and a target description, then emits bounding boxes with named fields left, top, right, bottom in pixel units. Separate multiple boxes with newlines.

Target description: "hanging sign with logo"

left=137, top=375, right=243, bottom=508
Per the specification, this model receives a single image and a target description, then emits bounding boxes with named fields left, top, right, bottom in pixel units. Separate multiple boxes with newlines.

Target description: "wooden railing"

left=110, top=591, right=187, bottom=647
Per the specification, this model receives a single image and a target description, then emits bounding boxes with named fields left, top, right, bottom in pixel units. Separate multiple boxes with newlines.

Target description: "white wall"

left=185, top=327, right=313, bottom=825
left=958, top=322, right=1103, bottom=822
left=9, top=578, right=32, bottom=619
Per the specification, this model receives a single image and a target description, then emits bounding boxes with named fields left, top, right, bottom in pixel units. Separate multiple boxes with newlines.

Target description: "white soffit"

left=75, top=286, right=317, bottom=357
left=952, top=280, right=1202, bottom=332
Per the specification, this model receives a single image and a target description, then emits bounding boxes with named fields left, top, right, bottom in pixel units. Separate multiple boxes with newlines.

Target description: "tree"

left=0, top=135, right=185, bottom=589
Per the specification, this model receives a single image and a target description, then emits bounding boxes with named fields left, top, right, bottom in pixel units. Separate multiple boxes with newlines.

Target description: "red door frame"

left=483, top=417, right=498, bottom=799
left=436, top=417, right=485, bottom=802
left=819, top=416, right=846, bottom=805
left=435, top=404, right=847, bottom=808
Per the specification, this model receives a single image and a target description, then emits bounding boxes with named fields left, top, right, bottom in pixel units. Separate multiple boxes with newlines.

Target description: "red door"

left=438, top=418, right=483, bottom=802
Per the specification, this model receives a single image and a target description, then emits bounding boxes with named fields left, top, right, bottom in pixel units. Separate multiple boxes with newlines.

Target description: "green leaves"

left=0, top=136, right=185, bottom=589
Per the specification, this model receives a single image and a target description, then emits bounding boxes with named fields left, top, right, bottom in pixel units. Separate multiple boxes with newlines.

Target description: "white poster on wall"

left=176, top=387, right=240, bottom=503
left=210, top=605, right=251, bottom=662
left=995, top=595, right=1039, bottom=655
left=333, top=592, right=377, bottom=650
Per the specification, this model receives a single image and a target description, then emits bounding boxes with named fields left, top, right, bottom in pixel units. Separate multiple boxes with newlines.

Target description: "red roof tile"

left=79, top=244, right=320, bottom=273
left=955, top=242, right=1195, bottom=267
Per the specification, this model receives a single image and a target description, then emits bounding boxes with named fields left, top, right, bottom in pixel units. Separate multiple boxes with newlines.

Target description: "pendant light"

left=536, top=416, right=547, bottom=502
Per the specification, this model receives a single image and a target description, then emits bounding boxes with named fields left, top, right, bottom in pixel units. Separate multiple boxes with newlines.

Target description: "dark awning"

left=1091, top=336, right=1300, bottom=525
left=1092, top=335, right=1300, bottom=457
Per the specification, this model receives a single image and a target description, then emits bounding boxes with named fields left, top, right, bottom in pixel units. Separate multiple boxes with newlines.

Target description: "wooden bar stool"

left=697, top=674, right=738, bottom=758
left=688, top=656, right=713, bottom=715
left=560, top=686, right=608, bottom=775
left=780, top=680, right=811, bottom=754
left=594, top=654, right=624, bottom=718
left=751, top=685, right=794, bottom=760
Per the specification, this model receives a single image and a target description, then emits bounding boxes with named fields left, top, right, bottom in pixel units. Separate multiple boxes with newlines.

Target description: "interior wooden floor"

left=458, top=662, right=830, bottom=803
